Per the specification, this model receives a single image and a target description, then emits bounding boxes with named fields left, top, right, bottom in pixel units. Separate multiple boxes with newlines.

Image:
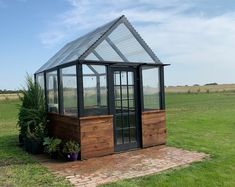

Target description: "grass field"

left=104, top=92, right=235, bottom=187
left=1, top=92, right=235, bottom=186
left=0, top=93, right=21, bottom=101
left=166, top=84, right=235, bottom=93
left=0, top=100, right=71, bottom=187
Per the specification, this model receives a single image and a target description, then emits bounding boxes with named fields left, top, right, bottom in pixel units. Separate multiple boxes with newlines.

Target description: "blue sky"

left=0, top=0, right=235, bottom=90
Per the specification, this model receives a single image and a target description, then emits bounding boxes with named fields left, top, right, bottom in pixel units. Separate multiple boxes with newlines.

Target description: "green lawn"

left=1, top=93, right=235, bottom=186
left=104, top=93, right=235, bottom=187
left=0, top=100, right=71, bottom=187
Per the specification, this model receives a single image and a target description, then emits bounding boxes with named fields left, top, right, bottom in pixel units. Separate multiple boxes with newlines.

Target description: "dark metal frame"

left=57, top=69, right=62, bottom=114
left=43, top=72, right=48, bottom=112
left=35, top=60, right=168, bottom=115
left=35, top=60, right=168, bottom=152
left=36, top=61, right=167, bottom=110
left=34, top=15, right=170, bottom=153
left=76, top=63, right=83, bottom=117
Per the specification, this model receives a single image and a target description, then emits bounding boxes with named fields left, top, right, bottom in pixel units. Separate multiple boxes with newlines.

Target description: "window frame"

left=81, top=64, right=108, bottom=117
left=46, top=70, right=59, bottom=113
left=35, top=73, right=45, bottom=91
left=140, top=65, right=161, bottom=111
left=59, top=65, right=78, bottom=117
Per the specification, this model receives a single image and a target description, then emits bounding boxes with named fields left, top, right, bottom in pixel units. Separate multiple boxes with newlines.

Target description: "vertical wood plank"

left=141, top=110, right=167, bottom=148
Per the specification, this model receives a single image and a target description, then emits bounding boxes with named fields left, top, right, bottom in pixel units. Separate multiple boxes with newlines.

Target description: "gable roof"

left=36, top=15, right=162, bottom=73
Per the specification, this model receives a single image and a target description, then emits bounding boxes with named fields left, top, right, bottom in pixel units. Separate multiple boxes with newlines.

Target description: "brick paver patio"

left=37, top=146, right=208, bottom=187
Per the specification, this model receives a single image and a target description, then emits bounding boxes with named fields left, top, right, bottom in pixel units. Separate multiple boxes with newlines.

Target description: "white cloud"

left=39, top=0, right=193, bottom=47
left=39, top=0, right=235, bottom=85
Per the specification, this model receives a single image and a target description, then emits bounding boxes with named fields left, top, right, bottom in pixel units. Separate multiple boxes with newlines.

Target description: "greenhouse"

left=35, top=15, right=168, bottom=159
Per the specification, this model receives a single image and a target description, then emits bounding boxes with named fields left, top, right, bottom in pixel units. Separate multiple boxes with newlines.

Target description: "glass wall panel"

left=46, top=71, right=58, bottom=113
left=82, top=65, right=108, bottom=116
left=36, top=73, right=45, bottom=91
left=61, top=66, right=77, bottom=116
left=142, top=66, right=160, bottom=110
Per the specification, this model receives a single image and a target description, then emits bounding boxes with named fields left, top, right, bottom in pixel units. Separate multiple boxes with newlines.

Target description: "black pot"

left=30, top=140, right=43, bottom=154
left=24, top=139, right=31, bottom=152
left=66, top=153, right=78, bottom=161
left=50, top=152, right=58, bottom=159
left=19, top=134, right=24, bottom=146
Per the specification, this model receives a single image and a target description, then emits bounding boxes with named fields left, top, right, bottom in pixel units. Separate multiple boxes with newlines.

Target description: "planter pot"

left=30, top=140, right=43, bottom=154
left=19, top=134, right=24, bottom=146
left=50, top=152, right=58, bottom=159
left=24, top=139, right=31, bottom=152
left=66, top=153, right=78, bottom=161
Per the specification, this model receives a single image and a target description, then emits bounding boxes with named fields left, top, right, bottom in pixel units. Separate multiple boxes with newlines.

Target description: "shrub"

left=62, top=140, right=80, bottom=154
left=17, top=74, right=47, bottom=142
left=43, top=137, right=62, bottom=154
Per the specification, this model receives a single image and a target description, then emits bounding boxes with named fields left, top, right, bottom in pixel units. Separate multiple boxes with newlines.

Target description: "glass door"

left=111, top=67, right=140, bottom=151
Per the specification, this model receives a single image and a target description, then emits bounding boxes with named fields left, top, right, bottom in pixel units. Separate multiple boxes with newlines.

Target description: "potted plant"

left=43, top=137, right=61, bottom=159
left=62, top=140, right=80, bottom=161
left=26, top=122, right=45, bottom=154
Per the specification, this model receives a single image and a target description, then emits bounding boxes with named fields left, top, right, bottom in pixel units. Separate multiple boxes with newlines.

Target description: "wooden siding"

left=48, top=113, right=80, bottom=142
left=141, top=110, right=166, bottom=148
left=48, top=110, right=167, bottom=159
left=80, top=115, right=114, bottom=160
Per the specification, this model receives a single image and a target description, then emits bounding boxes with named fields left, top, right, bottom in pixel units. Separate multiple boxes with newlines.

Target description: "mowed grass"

left=1, top=93, right=235, bottom=186
left=103, top=93, right=235, bottom=187
left=0, top=100, right=71, bottom=187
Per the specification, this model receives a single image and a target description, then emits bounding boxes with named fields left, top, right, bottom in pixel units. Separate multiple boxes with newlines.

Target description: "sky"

left=0, top=0, right=235, bottom=90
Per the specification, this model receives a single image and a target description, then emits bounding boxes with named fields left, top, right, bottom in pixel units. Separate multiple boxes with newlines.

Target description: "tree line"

left=0, top=89, right=20, bottom=94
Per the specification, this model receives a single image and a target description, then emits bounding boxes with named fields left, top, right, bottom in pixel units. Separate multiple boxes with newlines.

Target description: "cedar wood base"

left=48, top=110, right=166, bottom=160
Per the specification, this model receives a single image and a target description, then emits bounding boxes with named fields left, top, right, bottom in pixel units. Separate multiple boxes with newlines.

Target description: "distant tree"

left=205, top=83, right=218, bottom=86
left=193, top=84, right=200, bottom=86
left=0, top=89, right=20, bottom=94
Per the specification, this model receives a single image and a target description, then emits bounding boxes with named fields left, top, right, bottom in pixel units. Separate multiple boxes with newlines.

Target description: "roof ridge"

left=69, top=15, right=124, bottom=45
left=122, top=16, right=162, bottom=63
left=78, top=15, right=124, bottom=60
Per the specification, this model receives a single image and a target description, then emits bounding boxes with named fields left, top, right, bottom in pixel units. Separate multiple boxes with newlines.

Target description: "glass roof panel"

left=36, top=16, right=160, bottom=74
left=88, top=40, right=123, bottom=62
left=36, top=17, right=120, bottom=73
left=85, top=52, right=100, bottom=61
left=108, top=23, right=155, bottom=63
